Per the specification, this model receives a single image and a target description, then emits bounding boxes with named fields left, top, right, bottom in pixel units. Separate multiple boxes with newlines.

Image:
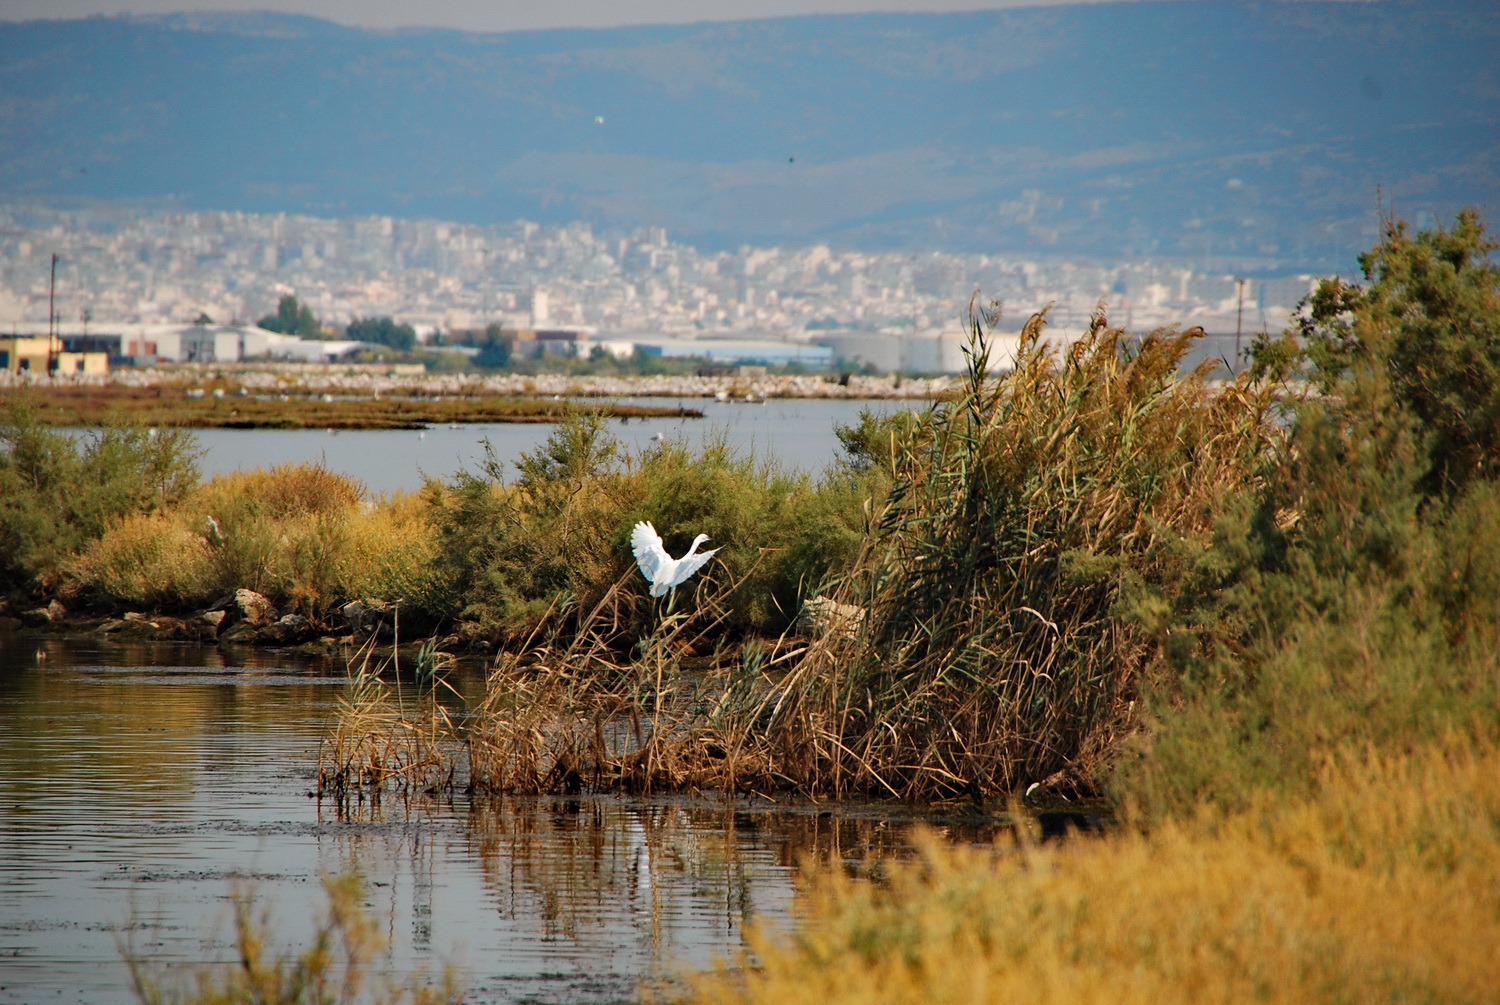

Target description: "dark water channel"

left=0, top=635, right=1011, bottom=1004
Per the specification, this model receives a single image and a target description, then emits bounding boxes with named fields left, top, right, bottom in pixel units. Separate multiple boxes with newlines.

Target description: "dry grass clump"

left=463, top=577, right=790, bottom=794
left=77, top=510, right=214, bottom=608
left=124, top=873, right=463, bottom=1005
left=342, top=492, right=447, bottom=613
left=318, top=641, right=460, bottom=798
left=684, top=738, right=1500, bottom=1005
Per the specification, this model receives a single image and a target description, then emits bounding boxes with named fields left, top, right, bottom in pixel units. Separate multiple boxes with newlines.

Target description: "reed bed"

left=463, top=573, right=800, bottom=795
left=326, top=304, right=1282, bottom=802
left=735, top=303, right=1281, bottom=798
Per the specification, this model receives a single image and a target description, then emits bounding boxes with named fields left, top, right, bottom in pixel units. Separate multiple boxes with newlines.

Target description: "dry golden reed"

left=725, top=304, right=1282, bottom=799
left=318, top=637, right=459, bottom=799
left=123, top=873, right=463, bottom=1005
left=684, top=738, right=1500, bottom=1005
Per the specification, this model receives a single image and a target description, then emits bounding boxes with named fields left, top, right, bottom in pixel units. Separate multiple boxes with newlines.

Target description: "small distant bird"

left=649, top=431, right=665, bottom=442
left=631, top=521, right=719, bottom=598
left=204, top=515, right=224, bottom=543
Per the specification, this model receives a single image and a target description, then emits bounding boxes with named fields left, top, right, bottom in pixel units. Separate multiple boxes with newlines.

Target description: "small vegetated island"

left=7, top=379, right=702, bottom=429
left=6, top=212, right=1500, bottom=1004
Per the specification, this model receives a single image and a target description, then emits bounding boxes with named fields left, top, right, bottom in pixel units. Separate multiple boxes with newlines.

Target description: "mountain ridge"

left=1, top=1, right=1495, bottom=269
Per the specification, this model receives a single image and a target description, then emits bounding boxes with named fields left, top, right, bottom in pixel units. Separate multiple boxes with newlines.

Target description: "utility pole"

left=1234, top=277, right=1246, bottom=374
left=48, top=253, right=59, bottom=374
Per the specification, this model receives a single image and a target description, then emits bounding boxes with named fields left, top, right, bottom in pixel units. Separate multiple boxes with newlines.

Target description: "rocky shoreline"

left=1, top=365, right=958, bottom=402
left=1, top=590, right=483, bottom=657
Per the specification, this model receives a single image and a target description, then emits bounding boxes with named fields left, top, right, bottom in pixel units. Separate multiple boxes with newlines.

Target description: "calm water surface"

left=0, top=635, right=999, bottom=1004
left=190, top=397, right=910, bottom=494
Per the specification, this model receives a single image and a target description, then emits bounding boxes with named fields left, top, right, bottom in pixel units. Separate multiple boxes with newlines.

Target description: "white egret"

left=630, top=521, right=719, bottom=598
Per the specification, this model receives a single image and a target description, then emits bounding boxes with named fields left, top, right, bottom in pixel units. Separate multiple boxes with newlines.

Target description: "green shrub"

left=418, top=413, right=869, bottom=640
left=0, top=400, right=200, bottom=596
left=628, top=435, right=865, bottom=632
left=1112, top=210, right=1500, bottom=818
left=1290, top=208, right=1500, bottom=496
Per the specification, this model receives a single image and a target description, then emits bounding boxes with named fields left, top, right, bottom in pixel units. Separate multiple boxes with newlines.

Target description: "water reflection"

left=0, top=635, right=1007, bottom=1005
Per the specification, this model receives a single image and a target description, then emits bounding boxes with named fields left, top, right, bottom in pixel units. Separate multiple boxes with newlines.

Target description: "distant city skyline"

left=2, top=0, right=1226, bottom=33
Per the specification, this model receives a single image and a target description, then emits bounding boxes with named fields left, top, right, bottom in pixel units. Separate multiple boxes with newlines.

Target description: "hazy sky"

left=0, top=0, right=1206, bottom=32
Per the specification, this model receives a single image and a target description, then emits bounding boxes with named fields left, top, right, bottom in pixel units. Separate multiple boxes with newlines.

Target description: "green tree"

left=1286, top=208, right=1500, bottom=496
left=257, top=295, right=321, bottom=337
left=473, top=323, right=511, bottom=368
left=346, top=316, right=417, bottom=351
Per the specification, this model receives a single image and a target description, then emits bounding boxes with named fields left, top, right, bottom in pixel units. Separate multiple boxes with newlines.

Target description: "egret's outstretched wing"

left=630, top=521, right=667, bottom=581
left=669, top=546, right=720, bottom=591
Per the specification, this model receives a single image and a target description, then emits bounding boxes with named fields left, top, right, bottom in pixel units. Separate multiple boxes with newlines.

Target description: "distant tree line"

left=346, top=316, right=417, bottom=351
left=257, top=295, right=321, bottom=337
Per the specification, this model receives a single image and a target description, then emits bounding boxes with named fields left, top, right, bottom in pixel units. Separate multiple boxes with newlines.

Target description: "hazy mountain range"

left=2, top=0, right=1496, bottom=270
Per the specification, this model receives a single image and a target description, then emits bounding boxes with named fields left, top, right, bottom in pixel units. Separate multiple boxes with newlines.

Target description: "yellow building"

left=0, top=336, right=109, bottom=375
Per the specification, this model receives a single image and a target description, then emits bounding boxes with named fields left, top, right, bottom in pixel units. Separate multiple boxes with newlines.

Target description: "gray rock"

left=795, top=594, right=866, bottom=641
left=340, top=600, right=391, bottom=636
left=231, top=589, right=277, bottom=625
left=215, top=588, right=278, bottom=639
left=218, top=620, right=258, bottom=645
left=251, top=612, right=317, bottom=646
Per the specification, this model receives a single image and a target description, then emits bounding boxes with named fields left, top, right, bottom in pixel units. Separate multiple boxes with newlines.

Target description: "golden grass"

left=124, top=873, right=463, bottom=1005
left=75, top=510, right=214, bottom=608
left=684, top=737, right=1500, bottom=1005
left=78, top=463, right=440, bottom=616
